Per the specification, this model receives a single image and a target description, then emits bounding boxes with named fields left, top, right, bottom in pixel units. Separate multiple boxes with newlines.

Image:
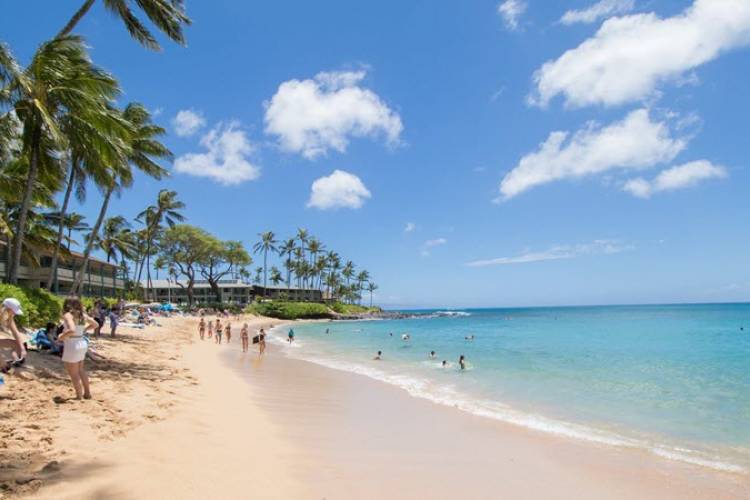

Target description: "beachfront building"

left=0, top=243, right=125, bottom=296
left=143, top=279, right=327, bottom=305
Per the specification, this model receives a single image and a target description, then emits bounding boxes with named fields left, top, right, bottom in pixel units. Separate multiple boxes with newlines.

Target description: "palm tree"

left=95, top=216, right=134, bottom=263
left=356, top=270, right=370, bottom=305
left=342, top=261, right=355, bottom=288
left=58, top=0, right=191, bottom=51
left=60, top=213, right=90, bottom=251
left=307, top=237, right=324, bottom=286
left=137, top=189, right=184, bottom=300
left=269, top=267, right=283, bottom=287
left=295, top=228, right=309, bottom=284
left=278, top=238, right=296, bottom=291
left=253, top=231, right=277, bottom=296
left=1, top=35, right=122, bottom=284
left=367, top=282, right=378, bottom=308
left=72, top=103, right=170, bottom=294
left=252, top=267, right=263, bottom=285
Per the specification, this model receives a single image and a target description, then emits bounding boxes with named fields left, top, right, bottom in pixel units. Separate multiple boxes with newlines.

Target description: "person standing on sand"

left=58, top=296, right=98, bottom=400
left=198, top=318, right=206, bottom=340
left=288, top=328, right=295, bottom=344
left=225, top=323, right=232, bottom=344
left=258, top=328, right=266, bottom=355
left=108, top=308, right=119, bottom=337
left=241, top=324, right=249, bottom=352
left=215, top=319, right=223, bottom=344
left=0, top=298, right=27, bottom=371
left=207, top=319, right=214, bottom=339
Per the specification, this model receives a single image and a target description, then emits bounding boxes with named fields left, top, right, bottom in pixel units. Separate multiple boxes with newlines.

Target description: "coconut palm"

left=366, top=282, right=378, bottom=308
left=278, top=238, right=296, bottom=291
left=1, top=35, right=122, bottom=284
left=342, top=261, right=355, bottom=287
left=253, top=231, right=277, bottom=296
left=269, top=267, right=283, bottom=287
left=58, top=0, right=191, bottom=51
left=72, top=103, right=170, bottom=294
left=137, top=189, right=184, bottom=300
left=356, top=270, right=370, bottom=305
left=95, top=216, right=134, bottom=263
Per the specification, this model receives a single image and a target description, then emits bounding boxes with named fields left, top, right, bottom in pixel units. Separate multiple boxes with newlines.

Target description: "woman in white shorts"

left=58, top=296, right=98, bottom=400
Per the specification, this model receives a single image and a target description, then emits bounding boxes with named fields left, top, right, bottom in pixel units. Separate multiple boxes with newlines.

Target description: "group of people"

left=375, top=332, right=469, bottom=369
left=197, top=315, right=268, bottom=355
left=1, top=295, right=104, bottom=400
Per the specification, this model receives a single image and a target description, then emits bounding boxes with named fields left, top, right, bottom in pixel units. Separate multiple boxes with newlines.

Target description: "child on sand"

left=241, top=324, right=249, bottom=352
left=225, top=323, right=231, bottom=344
left=215, top=319, right=223, bottom=344
left=198, top=318, right=206, bottom=340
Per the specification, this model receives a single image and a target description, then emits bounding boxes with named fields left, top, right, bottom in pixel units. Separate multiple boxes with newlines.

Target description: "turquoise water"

left=269, top=304, right=750, bottom=472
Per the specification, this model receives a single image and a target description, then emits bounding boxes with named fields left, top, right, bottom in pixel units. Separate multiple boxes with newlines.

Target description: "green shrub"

left=246, top=301, right=333, bottom=320
left=0, top=284, right=65, bottom=327
left=330, top=302, right=381, bottom=315
left=195, top=302, right=243, bottom=314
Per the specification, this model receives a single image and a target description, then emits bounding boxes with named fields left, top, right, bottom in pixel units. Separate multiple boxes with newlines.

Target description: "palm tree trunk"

left=47, top=161, right=77, bottom=292
left=72, top=186, right=112, bottom=294
left=263, top=250, right=268, bottom=297
left=57, top=0, right=96, bottom=38
left=8, top=128, right=41, bottom=284
left=144, top=229, right=152, bottom=302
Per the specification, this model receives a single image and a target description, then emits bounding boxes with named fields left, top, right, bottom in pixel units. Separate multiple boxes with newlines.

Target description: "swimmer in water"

left=401, top=333, right=410, bottom=341
left=459, top=355, right=466, bottom=370
left=429, top=351, right=436, bottom=359
left=373, top=350, right=382, bottom=360
left=464, top=335, right=474, bottom=341
left=442, top=360, right=448, bottom=368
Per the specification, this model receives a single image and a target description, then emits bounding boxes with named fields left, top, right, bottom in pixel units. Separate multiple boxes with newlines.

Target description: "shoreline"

left=3, top=315, right=747, bottom=499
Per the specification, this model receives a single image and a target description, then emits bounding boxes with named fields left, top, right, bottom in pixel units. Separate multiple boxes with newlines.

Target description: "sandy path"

left=2, top=315, right=300, bottom=500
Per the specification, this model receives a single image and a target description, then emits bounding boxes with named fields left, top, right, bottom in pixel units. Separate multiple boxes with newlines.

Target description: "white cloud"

left=264, top=70, right=403, bottom=159
left=307, top=170, right=371, bottom=210
left=560, top=0, right=635, bottom=25
left=174, top=122, right=260, bottom=185
left=533, top=0, right=750, bottom=107
left=404, top=222, right=416, bottom=233
left=421, top=238, right=447, bottom=257
left=172, top=109, right=206, bottom=137
left=466, top=239, right=632, bottom=267
left=623, top=160, right=727, bottom=198
left=499, top=108, right=686, bottom=199
left=498, top=0, right=527, bottom=31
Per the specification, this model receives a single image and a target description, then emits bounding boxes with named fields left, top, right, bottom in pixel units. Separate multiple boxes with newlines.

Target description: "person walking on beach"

left=0, top=298, right=27, bottom=372
left=59, top=296, right=98, bottom=400
left=198, top=318, right=206, bottom=340
left=288, top=328, right=295, bottom=344
left=215, top=319, right=223, bottom=344
left=207, top=320, right=214, bottom=339
left=258, top=328, right=266, bottom=355
left=225, top=323, right=232, bottom=344
left=241, top=324, right=249, bottom=352
left=91, top=300, right=104, bottom=337
left=459, top=355, right=466, bottom=370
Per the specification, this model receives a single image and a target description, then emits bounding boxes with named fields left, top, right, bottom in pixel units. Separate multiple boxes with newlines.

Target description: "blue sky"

left=3, top=0, right=749, bottom=308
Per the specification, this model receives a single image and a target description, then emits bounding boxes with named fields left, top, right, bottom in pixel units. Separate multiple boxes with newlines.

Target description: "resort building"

left=0, top=243, right=125, bottom=296
left=143, top=279, right=326, bottom=305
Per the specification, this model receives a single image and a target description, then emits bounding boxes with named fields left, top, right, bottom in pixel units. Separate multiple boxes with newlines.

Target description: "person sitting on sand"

left=288, top=328, right=295, bottom=344
left=429, top=350, right=436, bottom=359
left=241, top=324, right=249, bottom=352
left=0, top=298, right=27, bottom=372
left=215, top=319, right=223, bottom=344
left=199, top=317, right=206, bottom=340
left=225, top=323, right=232, bottom=344
left=258, top=329, right=266, bottom=355
left=373, top=350, right=382, bottom=360
left=459, top=355, right=466, bottom=370
left=58, top=296, right=98, bottom=400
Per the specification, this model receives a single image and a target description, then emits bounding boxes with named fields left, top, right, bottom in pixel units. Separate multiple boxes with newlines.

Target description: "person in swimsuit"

left=0, top=298, right=27, bottom=372
left=429, top=351, right=436, bottom=359
left=225, top=323, right=231, bottom=344
left=241, top=324, right=249, bottom=352
left=258, top=328, right=266, bottom=355
left=215, top=319, right=223, bottom=344
left=373, top=350, right=382, bottom=360
left=207, top=320, right=214, bottom=339
left=58, top=296, right=98, bottom=400
left=198, top=318, right=206, bottom=340
left=459, top=355, right=466, bottom=370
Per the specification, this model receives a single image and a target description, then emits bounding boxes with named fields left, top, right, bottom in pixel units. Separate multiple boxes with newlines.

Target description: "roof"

left=0, top=240, right=116, bottom=268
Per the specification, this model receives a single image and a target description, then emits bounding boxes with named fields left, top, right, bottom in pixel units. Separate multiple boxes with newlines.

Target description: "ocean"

left=268, top=303, right=750, bottom=473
